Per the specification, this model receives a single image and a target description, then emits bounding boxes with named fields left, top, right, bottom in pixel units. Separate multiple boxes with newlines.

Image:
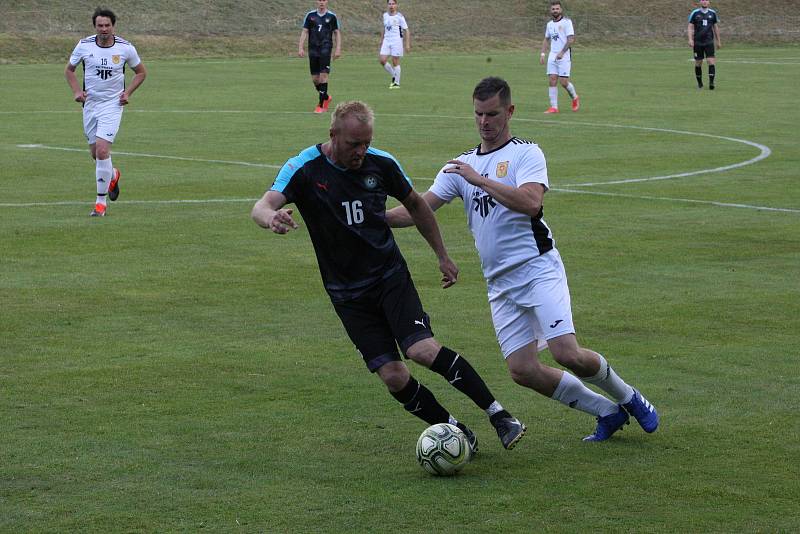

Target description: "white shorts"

left=83, top=99, right=123, bottom=144
left=487, top=249, right=575, bottom=358
left=380, top=40, right=404, bottom=57
left=547, top=56, right=572, bottom=78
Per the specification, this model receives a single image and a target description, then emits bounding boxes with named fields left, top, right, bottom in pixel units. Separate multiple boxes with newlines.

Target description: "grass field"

left=2, top=47, right=799, bottom=532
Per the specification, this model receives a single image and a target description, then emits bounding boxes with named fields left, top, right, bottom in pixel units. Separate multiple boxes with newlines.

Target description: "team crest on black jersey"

left=363, top=175, right=380, bottom=190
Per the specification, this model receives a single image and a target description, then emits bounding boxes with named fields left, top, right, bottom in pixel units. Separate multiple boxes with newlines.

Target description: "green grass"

left=1, top=47, right=799, bottom=532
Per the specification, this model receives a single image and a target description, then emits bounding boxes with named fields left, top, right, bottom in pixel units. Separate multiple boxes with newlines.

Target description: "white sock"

left=383, top=62, right=394, bottom=77
left=582, top=353, right=634, bottom=404
left=485, top=400, right=503, bottom=417
left=95, top=157, right=112, bottom=205
left=565, top=82, right=577, bottom=99
left=393, top=65, right=401, bottom=84
left=552, top=371, right=618, bottom=417
left=549, top=86, right=558, bottom=108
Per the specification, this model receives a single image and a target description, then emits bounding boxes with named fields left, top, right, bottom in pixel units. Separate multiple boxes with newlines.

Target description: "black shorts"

left=309, top=54, right=332, bottom=75
left=332, top=269, right=434, bottom=372
left=694, top=43, right=715, bottom=60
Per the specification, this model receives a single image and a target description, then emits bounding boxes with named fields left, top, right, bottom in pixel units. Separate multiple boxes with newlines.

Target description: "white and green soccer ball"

left=415, top=423, right=472, bottom=476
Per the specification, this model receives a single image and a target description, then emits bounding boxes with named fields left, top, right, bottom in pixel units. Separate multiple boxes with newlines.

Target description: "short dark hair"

left=93, top=8, right=116, bottom=26
left=472, top=77, right=512, bottom=106
left=550, top=1, right=562, bottom=6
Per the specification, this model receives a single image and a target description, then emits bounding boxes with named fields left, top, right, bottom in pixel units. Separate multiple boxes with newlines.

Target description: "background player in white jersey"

left=539, top=1, right=579, bottom=114
left=379, top=0, right=410, bottom=89
left=387, top=77, right=659, bottom=442
left=65, top=8, right=146, bottom=217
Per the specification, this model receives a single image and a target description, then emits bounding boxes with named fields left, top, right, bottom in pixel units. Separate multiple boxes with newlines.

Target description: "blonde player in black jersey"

left=252, top=101, right=526, bottom=452
left=388, top=77, right=659, bottom=442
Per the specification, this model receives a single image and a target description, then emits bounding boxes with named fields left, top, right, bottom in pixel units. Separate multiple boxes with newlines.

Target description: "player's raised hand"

left=444, top=159, right=484, bottom=187
left=270, top=208, right=299, bottom=234
left=439, top=255, right=459, bottom=289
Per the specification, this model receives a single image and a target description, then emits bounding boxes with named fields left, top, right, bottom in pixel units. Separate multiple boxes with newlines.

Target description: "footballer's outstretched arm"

left=252, top=190, right=299, bottom=234
left=400, top=190, right=458, bottom=288
left=444, top=160, right=544, bottom=218
left=386, top=190, right=445, bottom=228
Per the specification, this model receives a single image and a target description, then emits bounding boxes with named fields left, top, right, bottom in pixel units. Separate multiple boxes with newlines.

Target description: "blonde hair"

left=330, top=101, right=375, bottom=132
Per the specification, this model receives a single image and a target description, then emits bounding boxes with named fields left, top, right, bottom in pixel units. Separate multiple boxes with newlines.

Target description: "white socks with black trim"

left=552, top=371, right=618, bottom=417
left=581, top=353, right=634, bottom=404
left=95, top=157, right=113, bottom=205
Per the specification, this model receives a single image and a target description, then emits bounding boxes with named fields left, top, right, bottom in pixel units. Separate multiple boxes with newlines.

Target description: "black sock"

left=709, top=65, right=716, bottom=86
left=695, top=66, right=703, bottom=86
left=430, top=347, right=495, bottom=410
left=318, top=82, right=328, bottom=105
left=390, top=376, right=450, bottom=425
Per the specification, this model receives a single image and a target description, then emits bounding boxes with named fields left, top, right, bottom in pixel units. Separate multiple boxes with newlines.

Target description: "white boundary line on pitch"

left=14, top=144, right=281, bottom=169
left=685, top=59, right=800, bottom=65
left=4, top=113, right=790, bottom=213
left=13, top=114, right=771, bottom=187
left=552, top=189, right=800, bottom=214
left=2, top=193, right=797, bottom=214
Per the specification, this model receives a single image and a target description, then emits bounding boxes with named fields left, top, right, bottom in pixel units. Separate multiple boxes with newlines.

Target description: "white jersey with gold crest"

left=429, top=137, right=555, bottom=281
left=69, top=35, right=141, bottom=103
left=545, top=17, right=575, bottom=60
left=382, top=12, right=408, bottom=44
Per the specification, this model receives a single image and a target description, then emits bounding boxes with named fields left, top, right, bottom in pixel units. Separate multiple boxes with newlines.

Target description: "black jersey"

left=688, top=8, right=719, bottom=46
left=271, top=144, right=413, bottom=302
left=303, top=9, right=340, bottom=57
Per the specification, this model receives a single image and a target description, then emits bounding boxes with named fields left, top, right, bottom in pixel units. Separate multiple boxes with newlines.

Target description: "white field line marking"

left=0, top=198, right=258, bottom=207
left=4, top=113, right=787, bottom=212
left=552, top=188, right=800, bottom=214
left=686, top=59, right=800, bottom=65
left=14, top=114, right=770, bottom=186
left=15, top=144, right=281, bottom=169
left=381, top=115, right=773, bottom=187
left=3, top=193, right=796, bottom=214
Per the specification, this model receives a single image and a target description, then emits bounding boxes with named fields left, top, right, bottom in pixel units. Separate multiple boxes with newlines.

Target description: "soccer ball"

left=415, top=423, right=472, bottom=476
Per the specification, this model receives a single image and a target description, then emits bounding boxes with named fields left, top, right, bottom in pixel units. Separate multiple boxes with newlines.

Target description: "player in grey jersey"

left=388, top=77, right=659, bottom=442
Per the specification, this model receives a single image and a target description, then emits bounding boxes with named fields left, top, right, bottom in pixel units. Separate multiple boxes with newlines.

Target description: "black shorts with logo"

left=694, top=43, right=715, bottom=60
left=309, top=53, right=332, bottom=75
left=332, top=269, right=434, bottom=372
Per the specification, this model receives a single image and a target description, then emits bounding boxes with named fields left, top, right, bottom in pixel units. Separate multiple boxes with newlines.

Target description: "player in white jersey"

left=388, top=77, right=659, bottom=442
left=379, top=0, right=410, bottom=89
left=538, top=1, right=579, bottom=113
left=65, top=8, right=146, bottom=217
